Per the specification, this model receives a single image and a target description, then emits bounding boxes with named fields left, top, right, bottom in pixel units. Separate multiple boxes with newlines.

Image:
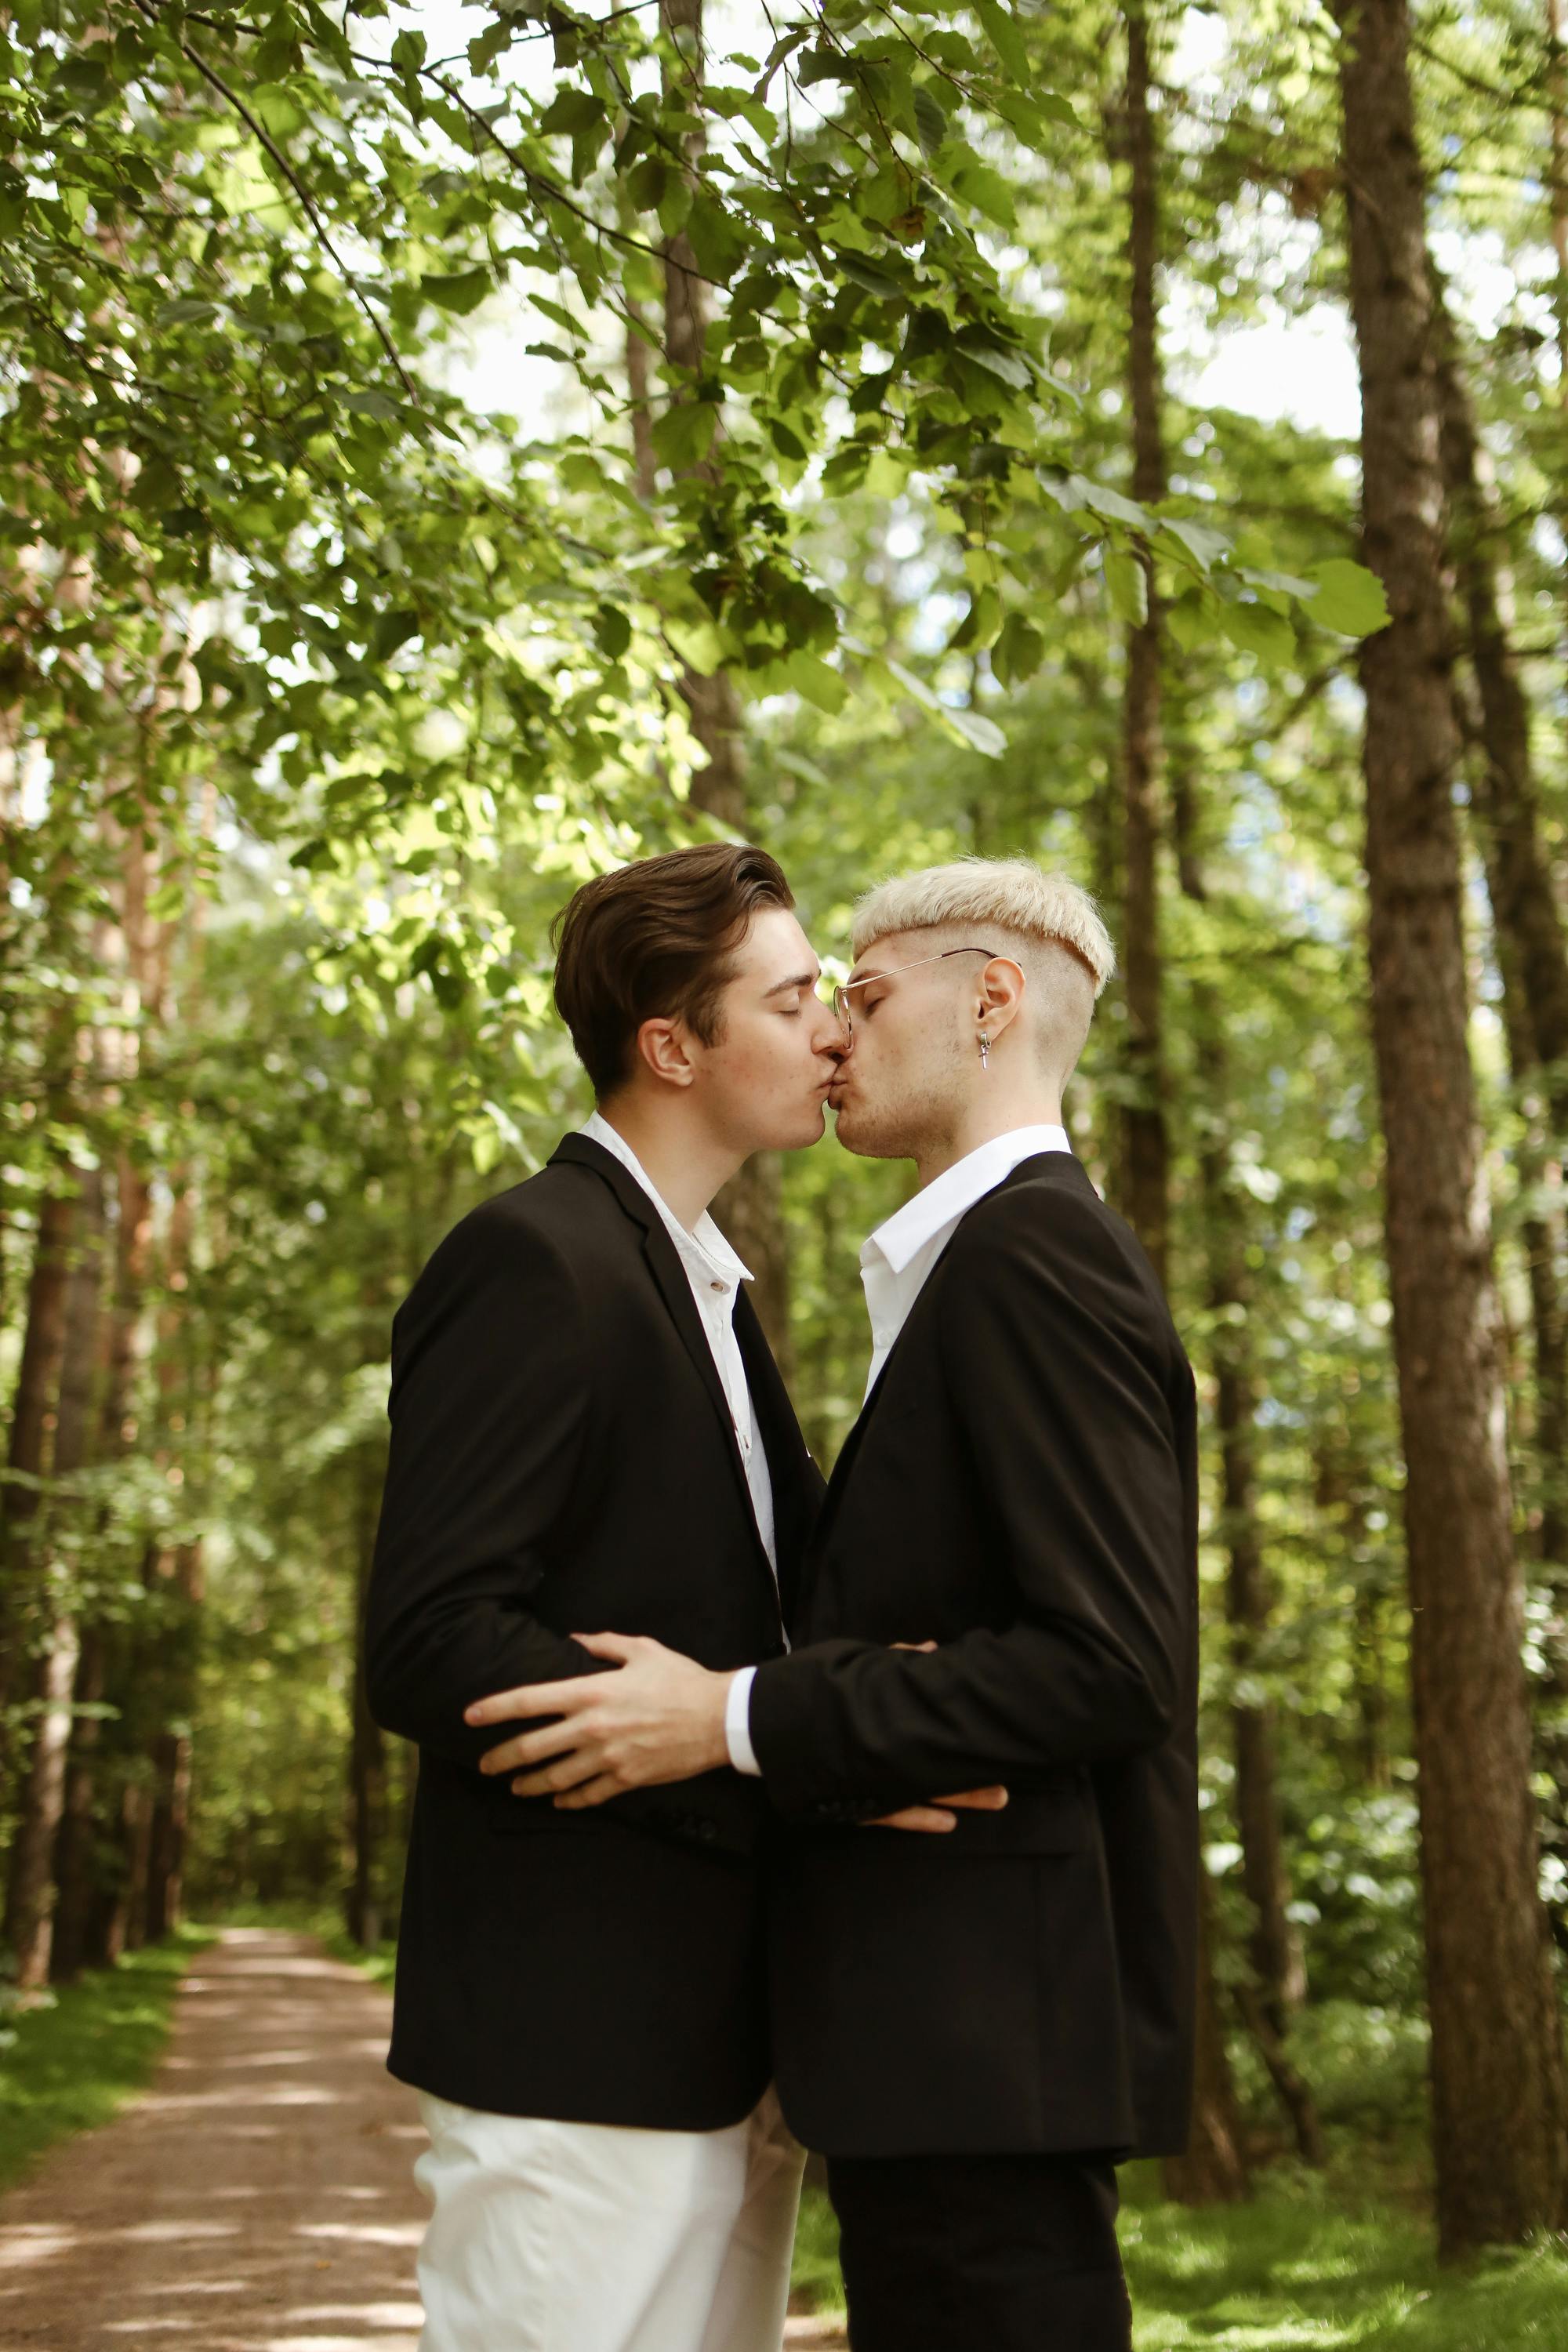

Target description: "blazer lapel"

left=799, top=1151, right=1093, bottom=1609
left=550, top=1134, right=782, bottom=1615
left=735, top=1294, right=820, bottom=1626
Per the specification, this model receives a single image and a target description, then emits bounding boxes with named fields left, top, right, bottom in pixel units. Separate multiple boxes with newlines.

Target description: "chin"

left=832, top=1102, right=900, bottom=1160
left=768, top=1102, right=829, bottom=1152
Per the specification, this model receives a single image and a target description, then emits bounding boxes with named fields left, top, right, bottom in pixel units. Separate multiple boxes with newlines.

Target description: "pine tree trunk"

left=1333, top=0, right=1568, bottom=2249
left=144, top=1537, right=201, bottom=1944
left=1161, top=1879, right=1250, bottom=2201
left=1112, top=8, right=1249, bottom=2200
left=53, top=1143, right=155, bottom=1977
left=0, top=1185, right=77, bottom=1730
left=1435, top=284, right=1568, bottom=1566
left=5, top=1164, right=106, bottom=1987
left=1118, top=0, right=1171, bottom=1277
left=1209, top=1172, right=1310, bottom=2032
left=49, top=1624, right=105, bottom=1981
left=1174, top=747, right=1318, bottom=2159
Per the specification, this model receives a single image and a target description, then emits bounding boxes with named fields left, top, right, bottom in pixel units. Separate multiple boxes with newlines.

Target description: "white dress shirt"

left=724, top=1123, right=1073, bottom=1776
left=580, top=1112, right=775, bottom=1574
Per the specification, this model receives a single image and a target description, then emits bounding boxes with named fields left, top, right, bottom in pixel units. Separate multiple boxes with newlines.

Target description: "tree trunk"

left=1118, top=0, right=1171, bottom=1279
left=1113, top=8, right=1250, bottom=2201
left=52, top=1143, right=156, bottom=1977
left=1174, top=745, right=1318, bottom=2155
left=1435, top=282, right=1568, bottom=1569
left=1161, top=1879, right=1251, bottom=2201
left=1549, top=0, right=1568, bottom=555
left=108, top=1780, right=154, bottom=1958
left=5, top=1163, right=106, bottom=1987
left=144, top=1537, right=201, bottom=1944
left=1333, top=0, right=1568, bottom=2250
left=49, top=1624, right=106, bottom=1981
left=0, top=1185, right=77, bottom=1729
left=1210, top=1164, right=1310, bottom=2033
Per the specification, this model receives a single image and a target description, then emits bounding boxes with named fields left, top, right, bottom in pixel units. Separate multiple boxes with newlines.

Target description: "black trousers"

left=826, top=2150, right=1132, bottom=2352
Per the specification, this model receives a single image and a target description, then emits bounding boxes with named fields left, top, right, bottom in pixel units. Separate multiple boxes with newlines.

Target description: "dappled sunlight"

left=276, top=2303, right=423, bottom=2328
left=298, top=2223, right=424, bottom=2249
left=0, top=2226, right=78, bottom=2267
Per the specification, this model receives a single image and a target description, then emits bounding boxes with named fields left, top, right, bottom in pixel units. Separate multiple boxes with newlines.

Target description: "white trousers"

left=414, top=2088, right=805, bottom=2352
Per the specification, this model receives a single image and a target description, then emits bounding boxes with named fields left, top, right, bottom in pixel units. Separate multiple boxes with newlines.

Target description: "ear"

left=977, top=955, right=1026, bottom=1040
left=633, top=1015, right=698, bottom=1090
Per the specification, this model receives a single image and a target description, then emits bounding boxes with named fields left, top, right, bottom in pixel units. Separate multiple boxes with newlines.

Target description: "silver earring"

left=978, top=1032, right=990, bottom=1070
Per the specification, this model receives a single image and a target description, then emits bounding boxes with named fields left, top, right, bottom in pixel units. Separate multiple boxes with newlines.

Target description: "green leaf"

left=780, top=652, right=848, bottom=713
left=658, top=177, right=694, bottom=239
left=341, top=389, right=401, bottom=421
left=1070, top=476, right=1149, bottom=531
left=420, top=268, right=491, bottom=316
left=992, top=612, right=1045, bottom=688
left=1160, top=515, right=1230, bottom=572
left=685, top=198, right=748, bottom=281
left=837, top=255, right=907, bottom=300
left=651, top=401, right=718, bottom=469
left=1104, top=547, right=1149, bottom=628
left=913, top=87, right=949, bottom=156
left=949, top=156, right=1017, bottom=230
left=538, top=88, right=604, bottom=138
left=594, top=604, right=632, bottom=661
left=974, top=2, right=1031, bottom=85
left=1307, top=557, right=1391, bottom=638
left=992, top=87, right=1080, bottom=150
left=960, top=337, right=1032, bottom=390
left=1221, top=598, right=1297, bottom=666
left=946, top=703, right=1007, bottom=757
left=371, top=610, right=421, bottom=662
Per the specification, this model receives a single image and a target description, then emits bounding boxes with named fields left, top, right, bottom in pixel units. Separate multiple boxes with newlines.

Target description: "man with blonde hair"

left=469, top=856, right=1200, bottom=2351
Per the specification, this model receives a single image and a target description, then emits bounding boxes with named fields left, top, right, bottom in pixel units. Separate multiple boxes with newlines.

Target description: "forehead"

left=731, top=902, right=817, bottom=980
left=846, top=929, right=929, bottom=982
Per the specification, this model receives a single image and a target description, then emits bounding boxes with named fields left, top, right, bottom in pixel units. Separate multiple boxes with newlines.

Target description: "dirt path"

left=0, top=1929, right=846, bottom=2352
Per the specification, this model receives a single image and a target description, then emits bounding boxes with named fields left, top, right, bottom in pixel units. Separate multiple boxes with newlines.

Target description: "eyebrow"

left=762, top=969, right=821, bottom=999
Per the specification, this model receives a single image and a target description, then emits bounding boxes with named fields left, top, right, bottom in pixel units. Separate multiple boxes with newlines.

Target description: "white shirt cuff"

left=724, top=1666, right=761, bottom=1776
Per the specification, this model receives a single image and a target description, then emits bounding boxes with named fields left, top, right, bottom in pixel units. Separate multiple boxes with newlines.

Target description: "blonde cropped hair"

left=851, top=858, right=1116, bottom=997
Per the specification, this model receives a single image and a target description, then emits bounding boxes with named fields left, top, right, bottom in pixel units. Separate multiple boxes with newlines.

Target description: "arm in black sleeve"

left=365, top=1202, right=603, bottom=1771
left=749, top=1185, right=1194, bottom=1814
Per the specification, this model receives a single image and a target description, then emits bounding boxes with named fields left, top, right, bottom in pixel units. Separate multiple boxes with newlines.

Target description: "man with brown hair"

left=365, top=844, right=844, bottom=2352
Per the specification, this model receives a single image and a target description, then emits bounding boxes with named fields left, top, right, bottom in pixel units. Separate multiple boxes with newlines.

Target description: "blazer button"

left=697, top=1820, right=717, bottom=1842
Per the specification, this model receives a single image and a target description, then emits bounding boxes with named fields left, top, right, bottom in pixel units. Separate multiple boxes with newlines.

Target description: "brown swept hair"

left=551, top=844, right=795, bottom=1098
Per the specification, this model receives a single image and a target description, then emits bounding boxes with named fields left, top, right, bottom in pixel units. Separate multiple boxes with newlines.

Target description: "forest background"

left=5, top=0, right=1568, bottom=2337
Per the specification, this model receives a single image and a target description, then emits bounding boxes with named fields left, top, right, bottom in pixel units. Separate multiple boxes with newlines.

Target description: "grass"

left=789, top=2172, right=1568, bottom=2350
left=0, top=1926, right=210, bottom=2192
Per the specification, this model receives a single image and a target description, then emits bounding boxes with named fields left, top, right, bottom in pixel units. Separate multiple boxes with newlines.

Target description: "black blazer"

left=365, top=1132, right=822, bottom=2130
left=750, top=1152, right=1199, bottom=2160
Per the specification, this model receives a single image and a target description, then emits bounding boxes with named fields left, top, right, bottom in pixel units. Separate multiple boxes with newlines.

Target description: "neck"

left=592, top=1093, right=745, bottom=1230
left=913, top=1084, right=1063, bottom=1189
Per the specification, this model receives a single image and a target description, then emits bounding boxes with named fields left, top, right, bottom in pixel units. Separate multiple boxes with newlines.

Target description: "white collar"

left=579, top=1110, right=752, bottom=1287
left=862, top=1124, right=1072, bottom=1275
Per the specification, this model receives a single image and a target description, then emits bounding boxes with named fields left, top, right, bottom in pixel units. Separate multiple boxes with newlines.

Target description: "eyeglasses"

left=831, top=947, right=1005, bottom=1040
